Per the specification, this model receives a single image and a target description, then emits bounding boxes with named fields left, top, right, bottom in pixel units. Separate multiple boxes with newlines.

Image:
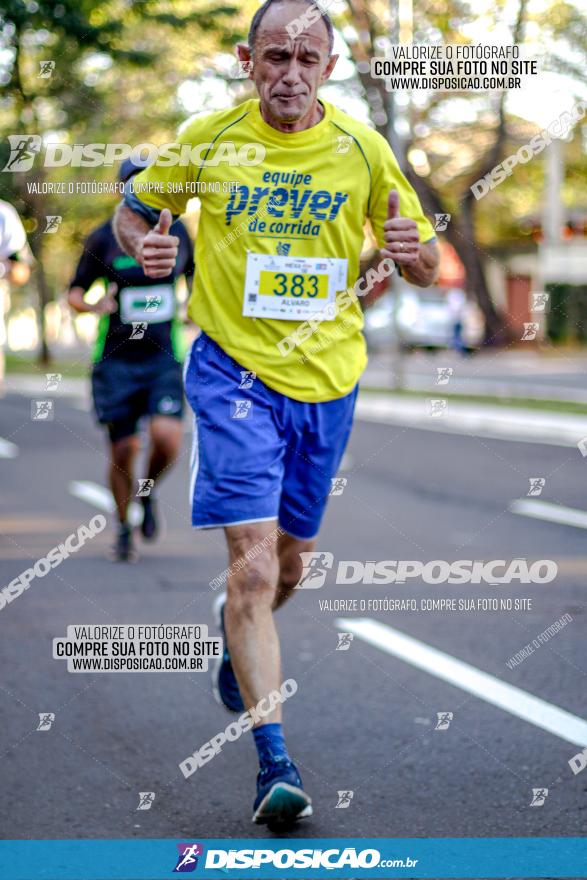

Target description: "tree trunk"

left=32, top=247, right=51, bottom=366
left=459, top=198, right=510, bottom=345
left=11, top=26, right=51, bottom=364
left=341, top=0, right=529, bottom=345
left=407, top=169, right=509, bottom=344
left=20, top=178, right=52, bottom=366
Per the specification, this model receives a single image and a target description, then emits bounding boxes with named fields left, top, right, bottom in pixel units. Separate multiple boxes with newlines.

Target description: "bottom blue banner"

left=0, top=837, right=585, bottom=880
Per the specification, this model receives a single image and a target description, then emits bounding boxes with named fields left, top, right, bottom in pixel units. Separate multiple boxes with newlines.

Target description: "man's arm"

left=380, top=190, right=440, bottom=288
left=399, top=241, right=440, bottom=288
left=113, top=204, right=180, bottom=279
left=173, top=221, right=195, bottom=294
left=112, top=203, right=150, bottom=262
left=68, top=284, right=118, bottom=315
left=66, top=228, right=117, bottom=314
left=0, top=202, right=31, bottom=285
left=0, top=254, right=30, bottom=286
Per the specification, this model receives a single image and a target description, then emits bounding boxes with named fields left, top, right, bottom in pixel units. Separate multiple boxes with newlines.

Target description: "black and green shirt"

left=70, top=219, right=194, bottom=362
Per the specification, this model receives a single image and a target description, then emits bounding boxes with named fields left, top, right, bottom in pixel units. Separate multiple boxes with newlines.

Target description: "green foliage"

left=0, top=0, right=238, bottom=296
left=547, top=282, right=587, bottom=342
left=0, top=0, right=584, bottom=311
left=331, top=0, right=586, bottom=247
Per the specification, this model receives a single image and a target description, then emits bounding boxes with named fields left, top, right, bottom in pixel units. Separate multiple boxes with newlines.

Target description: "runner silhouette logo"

left=296, top=552, right=334, bottom=589
left=173, top=843, right=203, bottom=873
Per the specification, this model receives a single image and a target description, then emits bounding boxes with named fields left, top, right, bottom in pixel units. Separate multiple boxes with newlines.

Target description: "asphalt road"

left=1, top=381, right=586, bottom=848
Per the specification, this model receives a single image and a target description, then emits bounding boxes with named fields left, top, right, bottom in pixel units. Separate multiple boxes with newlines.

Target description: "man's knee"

left=150, top=418, right=182, bottom=459
left=230, top=558, right=275, bottom=593
left=279, top=556, right=303, bottom=591
left=154, top=433, right=181, bottom=461
left=111, top=435, right=139, bottom=470
left=226, top=527, right=279, bottom=613
left=278, top=539, right=316, bottom=591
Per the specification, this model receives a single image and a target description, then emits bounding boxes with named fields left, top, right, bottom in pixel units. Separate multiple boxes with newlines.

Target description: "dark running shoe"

left=252, top=758, right=312, bottom=828
left=140, top=494, right=158, bottom=541
left=211, top=592, right=244, bottom=713
left=110, top=522, right=137, bottom=563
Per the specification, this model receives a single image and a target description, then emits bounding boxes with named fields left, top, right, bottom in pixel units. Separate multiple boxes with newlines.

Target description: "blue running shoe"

left=212, top=593, right=244, bottom=713
left=252, top=758, right=313, bottom=827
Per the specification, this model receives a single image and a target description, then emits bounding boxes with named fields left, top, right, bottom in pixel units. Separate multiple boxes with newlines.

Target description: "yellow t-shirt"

left=130, top=98, right=435, bottom=402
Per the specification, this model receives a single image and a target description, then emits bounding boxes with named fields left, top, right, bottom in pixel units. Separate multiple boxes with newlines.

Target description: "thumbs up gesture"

left=140, top=208, right=180, bottom=278
left=381, top=189, right=421, bottom=266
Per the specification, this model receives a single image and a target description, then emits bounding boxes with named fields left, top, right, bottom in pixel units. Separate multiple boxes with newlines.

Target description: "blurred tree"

left=335, top=0, right=586, bottom=344
left=0, top=0, right=236, bottom=363
left=1, top=0, right=584, bottom=358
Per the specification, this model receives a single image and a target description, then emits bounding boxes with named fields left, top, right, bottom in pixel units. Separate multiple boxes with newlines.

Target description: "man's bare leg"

left=222, top=520, right=312, bottom=825
left=274, top=532, right=316, bottom=610
left=110, top=434, right=140, bottom=523
left=146, top=415, right=182, bottom=481
left=140, top=415, right=183, bottom=540
left=224, top=520, right=281, bottom=720
left=223, top=525, right=316, bottom=704
left=109, top=433, right=140, bottom=562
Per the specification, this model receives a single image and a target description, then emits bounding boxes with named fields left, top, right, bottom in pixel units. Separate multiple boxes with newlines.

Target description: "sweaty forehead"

left=255, top=30, right=329, bottom=55
left=254, top=3, right=330, bottom=48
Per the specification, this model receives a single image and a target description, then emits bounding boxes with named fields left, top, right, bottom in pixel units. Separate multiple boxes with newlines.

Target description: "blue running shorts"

left=183, top=333, right=358, bottom=539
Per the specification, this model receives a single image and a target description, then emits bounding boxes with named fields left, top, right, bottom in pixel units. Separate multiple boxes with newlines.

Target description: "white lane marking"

left=510, top=498, right=587, bottom=530
left=0, top=437, right=18, bottom=458
left=4, top=375, right=88, bottom=398
left=69, top=480, right=142, bottom=526
left=335, top=617, right=587, bottom=747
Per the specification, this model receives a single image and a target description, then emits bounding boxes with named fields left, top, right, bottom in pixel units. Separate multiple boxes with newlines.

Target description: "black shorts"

left=91, top=355, right=184, bottom=442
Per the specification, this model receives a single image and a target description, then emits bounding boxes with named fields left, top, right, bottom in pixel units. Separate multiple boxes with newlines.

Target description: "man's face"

left=239, top=2, right=338, bottom=128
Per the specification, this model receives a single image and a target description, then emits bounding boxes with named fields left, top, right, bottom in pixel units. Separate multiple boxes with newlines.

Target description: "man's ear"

left=321, top=53, right=339, bottom=83
left=236, top=42, right=254, bottom=78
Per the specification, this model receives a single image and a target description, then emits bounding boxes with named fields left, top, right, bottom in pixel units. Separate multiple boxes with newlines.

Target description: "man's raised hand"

left=380, top=189, right=421, bottom=267
left=140, top=208, right=180, bottom=278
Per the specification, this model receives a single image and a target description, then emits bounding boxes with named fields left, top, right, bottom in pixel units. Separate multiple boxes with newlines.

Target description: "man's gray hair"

left=248, top=0, right=335, bottom=54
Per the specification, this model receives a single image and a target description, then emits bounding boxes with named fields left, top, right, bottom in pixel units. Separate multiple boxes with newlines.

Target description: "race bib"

left=119, top=284, right=175, bottom=324
left=243, top=253, right=348, bottom=321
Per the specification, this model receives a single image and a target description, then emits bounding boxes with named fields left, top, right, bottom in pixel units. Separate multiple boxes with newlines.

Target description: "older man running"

left=114, top=0, right=439, bottom=827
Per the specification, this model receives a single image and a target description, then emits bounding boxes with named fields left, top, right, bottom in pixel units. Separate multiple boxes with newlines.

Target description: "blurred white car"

left=363, top=285, right=484, bottom=351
